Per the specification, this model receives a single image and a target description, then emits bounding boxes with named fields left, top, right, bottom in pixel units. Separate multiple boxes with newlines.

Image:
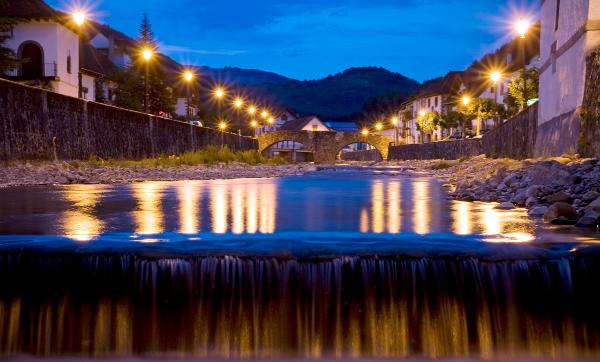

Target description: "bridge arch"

left=257, top=131, right=391, bottom=163
left=335, top=140, right=385, bottom=161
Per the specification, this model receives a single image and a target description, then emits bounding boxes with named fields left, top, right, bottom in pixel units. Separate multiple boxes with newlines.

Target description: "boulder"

left=510, top=189, right=528, bottom=205
left=528, top=206, right=548, bottom=216
left=550, top=216, right=576, bottom=225
left=543, top=202, right=577, bottom=223
left=525, top=196, right=539, bottom=208
left=588, top=197, right=600, bottom=212
left=544, top=190, right=571, bottom=204
left=495, top=202, right=515, bottom=210
left=576, top=210, right=600, bottom=228
left=525, top=185, right=541, bottom=198
left=581, top=191, right=600, bottom=202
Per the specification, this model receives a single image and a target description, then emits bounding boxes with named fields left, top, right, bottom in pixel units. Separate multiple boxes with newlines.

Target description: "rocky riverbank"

left=381, top=155, right=600, bottom=230
left=0, top=162, right=316, bottom=187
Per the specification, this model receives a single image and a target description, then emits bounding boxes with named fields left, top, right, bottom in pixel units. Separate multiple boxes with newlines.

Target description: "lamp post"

left=490, top=71, right=502, bottom=128
left=72, top=11, right=86, bottom=99
left=142, top=48, right=153, bottom=113
left=391, top=116, right=399, bottom=145
left=515, top=18, right=530, bottom=110
left=213, top=86, right=225, bottom=126
left=183, top=70, right=194, bottom=120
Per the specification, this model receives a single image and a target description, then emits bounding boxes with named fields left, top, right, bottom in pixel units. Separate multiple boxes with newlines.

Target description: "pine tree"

left=0, top=0, right=18, bottom=76
left=138, top=13, right=157, bottom=51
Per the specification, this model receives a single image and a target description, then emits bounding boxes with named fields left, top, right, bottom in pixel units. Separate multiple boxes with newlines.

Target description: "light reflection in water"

left=372, top=181, right=385, bottom=234
left=452, top=201, right=473, bottom=235
left=133, top=183, right=165, bottom=236
left=387, top=181, right=401, bottom=234
left=211, top=184, right=229, bottom=234
left=413, top=180, right=430, bottom=235
left=62, top=185, right=106, bottom=242
left=177, top=183, right=200, bottom=234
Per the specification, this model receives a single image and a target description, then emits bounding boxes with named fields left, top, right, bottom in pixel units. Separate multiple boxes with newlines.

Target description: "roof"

left=325, top=121, right=359, bottom=132
left=279, top=116, right=331, bottom=131
left=1, top=0, right=58, bottom=20
left=79, top=40, right=117, bottom=76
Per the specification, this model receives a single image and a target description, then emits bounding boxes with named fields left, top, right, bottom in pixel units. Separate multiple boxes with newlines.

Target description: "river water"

left=0, top=169, right=599, bottom=359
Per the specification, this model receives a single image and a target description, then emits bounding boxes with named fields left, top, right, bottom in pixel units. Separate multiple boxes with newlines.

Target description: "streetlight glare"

left=419, top=110, right=427, bottom=117
left=250, top=120, right=258, bottom=128
left=72, top=11, right=86, bottom=26
left=183, top=71, right=194, bottom=82
left=142, top=48, right=153, bottom=61
left=375, top=122, right=383, bottom=131
left=361, top=128, right=369, bottom=136
left=515, top=18, right=530, bottom=38
left=490, top=71, right=502, bottom=84
left=462, top=96, right=471, bottom=106
left=267, top=117, right=275, bottom=124
left=391, top=116, right=399, bottom=125
left=248, top=106, right=256, bottom=115
left=233, top=98, right=244, bottom=108
left=261, top=110, right=269, bottom=119
left=218, top=121, right=227, bottom=130
left=214, top=87, right=225, bottom=99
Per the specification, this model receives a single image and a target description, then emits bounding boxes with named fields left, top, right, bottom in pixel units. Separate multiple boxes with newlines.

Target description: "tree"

left=107, top=67, right=144, bottom=111
left=505, top=68, right=539, bottom=116
left=138, top=13, right=157, bottom=51
left=0, top=0, right=18, bottom=76
left=439, top=110, right=467, bottom=130
left=463, top=98, right=503, bottom=134
left=416, top=111, right=438, bottom=141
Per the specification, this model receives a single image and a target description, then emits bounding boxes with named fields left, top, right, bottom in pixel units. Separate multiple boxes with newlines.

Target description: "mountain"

left=194, top=66, right=292, bottom=85
left=244, top=67, right=420, bottom=120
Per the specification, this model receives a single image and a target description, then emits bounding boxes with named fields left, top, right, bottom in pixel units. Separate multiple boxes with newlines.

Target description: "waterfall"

left=0, top=253, right=599, bottom=358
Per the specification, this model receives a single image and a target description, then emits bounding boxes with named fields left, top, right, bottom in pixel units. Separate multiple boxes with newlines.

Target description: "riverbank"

left=0, top=161, right=316, bottom=187
left=379, top=155, right=600, bottom=229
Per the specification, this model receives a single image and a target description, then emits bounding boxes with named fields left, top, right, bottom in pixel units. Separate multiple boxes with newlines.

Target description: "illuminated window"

left=312, top=124, right=318, bottom=132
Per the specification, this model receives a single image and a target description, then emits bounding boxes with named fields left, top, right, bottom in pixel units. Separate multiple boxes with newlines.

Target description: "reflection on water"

left=2, top=174, right=540, bottom=244
left=62, top=186, right=106, bottom=242
left=133, top=183, right=165, bottom=236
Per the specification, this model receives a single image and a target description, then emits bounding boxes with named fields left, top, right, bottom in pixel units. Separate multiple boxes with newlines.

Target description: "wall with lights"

left=0, top=79, right=257, bottom=161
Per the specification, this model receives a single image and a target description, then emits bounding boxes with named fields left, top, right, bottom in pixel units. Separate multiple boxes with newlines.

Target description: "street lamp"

left=361, top=128, right=369, bottom=136
left=267, top=117, right=275, bottom=125
left=250, top=120, right=258, bottom=128
left=375, top=122, right=383, bottom=131
left=515, top=18, right=530, bottom=110
left=261, top=110, right=269, bottom=119
left=233, top=97, right=244, bottom=109
left=72, top=10, right=87, bottom=99
left=213, top=87, right=225, bottom=99
left=490, top=71, right=502, bottom=128
left=391, top=116, right=399, bottom=145
left=183, top=70, right=195, bottom=120
left=248, top=105, right=257, bottom=115
left=141, top=48, right=153, bottom=113
left=219, top=121, right=227, bottom=131
left=419, top=109, right=427, bottom=118
left=461, top=96, right=471, bottom=107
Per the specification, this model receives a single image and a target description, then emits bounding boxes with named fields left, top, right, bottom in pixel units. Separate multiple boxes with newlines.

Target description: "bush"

left=85, top=146, right=286, bottom=167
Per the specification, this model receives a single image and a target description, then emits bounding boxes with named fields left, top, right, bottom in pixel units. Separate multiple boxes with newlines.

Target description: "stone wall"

left=580, top=47, right=600, bottom=157
left=0, top=79, right=257, bottom=161
left=340, top=149, right=382, bottom=162
left=389, top=104, right=539, bottom=161
left=482, top=103, right=538, bottom=159
left=388, top=139, right=482, bottom=161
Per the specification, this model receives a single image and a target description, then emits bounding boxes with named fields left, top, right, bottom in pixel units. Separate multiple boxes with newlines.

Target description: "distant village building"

left=3, top=0, right=114, bottom=101
left=254, top=109, right=299, bottom=135
left=537, top=0, right=600, bottom=156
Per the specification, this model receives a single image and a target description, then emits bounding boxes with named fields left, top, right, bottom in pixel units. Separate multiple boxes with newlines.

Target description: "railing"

left=6, top=62, right=58, bottom=79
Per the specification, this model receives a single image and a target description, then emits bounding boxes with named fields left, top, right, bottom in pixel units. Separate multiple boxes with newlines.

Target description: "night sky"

left=48, top=0, right=538, bottom=82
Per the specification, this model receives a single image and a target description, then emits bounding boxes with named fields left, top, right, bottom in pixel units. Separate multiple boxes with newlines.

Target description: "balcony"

left=6, top=62, right=58, bottom=81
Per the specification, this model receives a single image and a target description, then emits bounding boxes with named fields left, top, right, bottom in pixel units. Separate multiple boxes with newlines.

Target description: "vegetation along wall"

left=580, top=47, right=600, bottom=157
left=0, top=79, right=257, bottom=161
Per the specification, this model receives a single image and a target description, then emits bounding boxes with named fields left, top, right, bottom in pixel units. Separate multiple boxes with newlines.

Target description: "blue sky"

left=48, top=0, right=538, bottom=82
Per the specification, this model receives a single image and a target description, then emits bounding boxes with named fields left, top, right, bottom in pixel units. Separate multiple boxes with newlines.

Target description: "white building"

left=537, top=0, right=600, bottom=156
left=255, top=109, right=299, bottom=135
left=3, top=0, right=113, bottom=101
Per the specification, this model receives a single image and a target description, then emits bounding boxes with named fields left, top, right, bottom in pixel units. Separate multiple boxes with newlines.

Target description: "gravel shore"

left=0, top=162, right=317, bottom=187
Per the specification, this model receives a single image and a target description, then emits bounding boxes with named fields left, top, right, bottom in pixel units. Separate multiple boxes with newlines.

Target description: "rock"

left=528, top=206, right=548, bottom=216
left=581, top=191, right=600, bottom=202
left=525, top=185, right=541, bottom=198
left=495, top=202, right=515, bottom=210
left=510, top=189, right=527, bottom=205
left=550, top=216, right=576, bottom=225
left=54, top=176, right=69, bottom=184
left=525, top=196, right=539, bottom=208
left=544, top=190, right=571, bottom=204
left=576, top=210, right=600, bottom=228
left=589, top=197, right=600, bottom=212
left=543, top=202, right=577, bottom=223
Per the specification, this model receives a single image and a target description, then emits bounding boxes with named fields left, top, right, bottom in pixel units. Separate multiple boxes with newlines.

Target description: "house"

left=261, top=116, right=332, bottom=162
left=537, top=0, right=600, bottom=156
left=254, top=108, right=299, bottom=135
left=2, top=0, right=115, bottom=101
left=398, top=71, right=465, bottom=144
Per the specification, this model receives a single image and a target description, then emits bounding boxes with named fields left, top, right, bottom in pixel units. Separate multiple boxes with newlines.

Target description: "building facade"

left=536, top=0, right=600, bottom=156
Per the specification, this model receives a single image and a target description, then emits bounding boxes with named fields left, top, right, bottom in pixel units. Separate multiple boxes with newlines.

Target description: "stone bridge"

left=257, top=131, right=391, bottom=163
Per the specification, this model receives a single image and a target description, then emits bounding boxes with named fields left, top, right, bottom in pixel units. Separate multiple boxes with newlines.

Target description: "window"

left=427, top=98, right=430, bottom=107
left=554, top=0, right=560, bottom=31
left=66, top=54, right=71, bottom=74
left=312, top=124, right=318, bottom=132
left=434, top=97, right=438, bottom=107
